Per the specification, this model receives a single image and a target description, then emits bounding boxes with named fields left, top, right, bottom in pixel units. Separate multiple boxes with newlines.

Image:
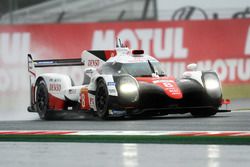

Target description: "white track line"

left=0, top=131, right=250, bottom=136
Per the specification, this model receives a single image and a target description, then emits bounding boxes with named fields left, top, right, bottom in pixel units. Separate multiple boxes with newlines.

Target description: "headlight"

left=119, top=76, right=138, bottom=94
left=203, top=72, right=222, bottom=99
left=120, top=82, right=137, bottom=94
left=120, top=83, right=138, bottom=94
left=205, top=78, right=220, bottom=90
left=118, top=76, right=139, bottom=102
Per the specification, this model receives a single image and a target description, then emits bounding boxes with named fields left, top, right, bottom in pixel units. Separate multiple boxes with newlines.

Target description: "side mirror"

left=187, top=63, right=197, bottom=71
left=84, top=67, right=96, bottom=77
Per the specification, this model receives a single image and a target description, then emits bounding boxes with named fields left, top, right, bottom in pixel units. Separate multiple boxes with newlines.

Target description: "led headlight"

left=203, top=72, right=222, bottom=99
left=204, top=78, right=220, bottom=90
left=120, top=82, right=137, bottom=94
left=119, top=76, right=138, bottom=94
left=118, top=76, right=139, bottom=102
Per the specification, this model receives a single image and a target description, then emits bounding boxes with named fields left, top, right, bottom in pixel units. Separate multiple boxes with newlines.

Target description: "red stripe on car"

left=136, top=77, right=183, bottom=99
left=104, top=50, right=116, bottom=60
left=48, top=93, right=65, bottom=110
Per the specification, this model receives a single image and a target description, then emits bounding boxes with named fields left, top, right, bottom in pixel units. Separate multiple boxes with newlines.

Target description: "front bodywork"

left=99, top=72, right=226, bottom=117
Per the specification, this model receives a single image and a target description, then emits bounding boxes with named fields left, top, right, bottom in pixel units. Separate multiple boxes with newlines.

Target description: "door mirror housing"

left=187, top=63, right=198, bottom=71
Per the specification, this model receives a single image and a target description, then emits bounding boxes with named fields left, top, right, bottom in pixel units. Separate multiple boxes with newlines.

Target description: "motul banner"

left=0, top=19, right=250, bottom=94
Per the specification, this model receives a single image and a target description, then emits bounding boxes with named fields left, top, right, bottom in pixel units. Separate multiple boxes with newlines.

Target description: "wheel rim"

left=36, top=84, right=47, bottom=113
left=96, top=85, right=108, bottom=113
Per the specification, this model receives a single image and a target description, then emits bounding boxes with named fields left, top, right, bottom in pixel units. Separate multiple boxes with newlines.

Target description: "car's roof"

left=106, top=47, right=159, bottom=64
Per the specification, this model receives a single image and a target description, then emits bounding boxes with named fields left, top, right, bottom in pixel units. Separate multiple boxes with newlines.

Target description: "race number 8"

left=163, top=82, right=173, bottom=88
left=81, top=94, right=85, bottom=108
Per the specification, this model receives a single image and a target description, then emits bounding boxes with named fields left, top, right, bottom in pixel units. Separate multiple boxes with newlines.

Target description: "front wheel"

left=95, top=79, right=109, bottom=119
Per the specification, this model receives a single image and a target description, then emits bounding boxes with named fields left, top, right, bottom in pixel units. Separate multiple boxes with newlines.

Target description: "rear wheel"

left=95, top=79, right=109, bottom=119
left=191, top=108, right=217, bottom=117
left=35, top=79, right=55, bottom=120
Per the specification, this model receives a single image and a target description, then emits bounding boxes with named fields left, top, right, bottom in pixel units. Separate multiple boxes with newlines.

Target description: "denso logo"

left=92, top=28, right=188, bottom=60
left=49, top=84, right=61, bottom=92
left=88, top=60, right=99, bottom=66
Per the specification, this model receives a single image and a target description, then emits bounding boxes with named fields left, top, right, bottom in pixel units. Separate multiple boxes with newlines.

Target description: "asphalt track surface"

left=0, top=110, right=249, bottom=131
left=0, top=99, right=250, bottom=167
left=1, top=142, right=250, bottom=167
left=0, top=98, right=249, bottom=131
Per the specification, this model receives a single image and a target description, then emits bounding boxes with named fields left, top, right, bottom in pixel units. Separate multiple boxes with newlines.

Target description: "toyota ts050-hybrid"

left=27, top=40, right=230, bottom=120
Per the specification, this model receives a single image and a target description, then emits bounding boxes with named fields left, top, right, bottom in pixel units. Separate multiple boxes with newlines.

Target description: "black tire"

left=95, top=79, right=109, bottom=119
left=191, top=109, right=217, bottom=117
left=35, top=79, right=54, bottom=120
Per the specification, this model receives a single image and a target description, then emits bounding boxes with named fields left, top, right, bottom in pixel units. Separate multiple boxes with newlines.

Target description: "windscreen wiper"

left=147, top=60, right=156, bottom=74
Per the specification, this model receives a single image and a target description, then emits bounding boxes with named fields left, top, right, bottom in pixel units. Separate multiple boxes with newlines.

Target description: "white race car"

left=27, top=40, right=230, bottom=120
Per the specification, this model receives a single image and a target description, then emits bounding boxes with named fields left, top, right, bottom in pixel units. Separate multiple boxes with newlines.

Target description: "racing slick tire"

left=191, top=109, right=217, bottom=117
left=35, top=79, right=55, bottom=120
left=95, top=79, right=109, bottom=119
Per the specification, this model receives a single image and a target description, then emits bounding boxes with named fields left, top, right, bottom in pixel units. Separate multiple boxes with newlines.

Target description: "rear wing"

left=27, top=54, right=83, bottom=68
left=27, top=54, right=84, bottom=76
left=27, top=50, right=117, bottom=76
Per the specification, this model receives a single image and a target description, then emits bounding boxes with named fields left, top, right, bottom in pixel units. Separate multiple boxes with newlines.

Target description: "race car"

left=27, top=39, right=230, bottom=120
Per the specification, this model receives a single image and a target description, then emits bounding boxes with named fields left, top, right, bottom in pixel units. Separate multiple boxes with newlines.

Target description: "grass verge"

left=222, top=84, right=250, bottom=99
left=0, top=135, right=250, bottom=145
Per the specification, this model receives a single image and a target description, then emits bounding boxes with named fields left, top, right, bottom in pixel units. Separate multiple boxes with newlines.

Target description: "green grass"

left=0, top=135, right=250, bottom=145
left=222, top=84, right=250, bottom=99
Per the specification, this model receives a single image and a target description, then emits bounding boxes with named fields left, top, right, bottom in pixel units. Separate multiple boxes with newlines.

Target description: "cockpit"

left=98, top=61, right=165, bottom=77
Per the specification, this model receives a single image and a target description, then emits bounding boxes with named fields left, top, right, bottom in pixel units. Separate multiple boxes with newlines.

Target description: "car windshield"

left=99, top=62, right=165, bottom=77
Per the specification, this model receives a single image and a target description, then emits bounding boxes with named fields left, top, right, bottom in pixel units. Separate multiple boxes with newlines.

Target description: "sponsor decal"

left=49, top=84, right=61, bottom=92
left=91, top=21, right=250, bottom=83
left=1, top=19, right=250, bottom=98
left=37, top=61, right=53, bottom=64
left=88, top=60, right=99, bottom=66
left=153, top=79, right=174, bottom=83
left=109, top=109, right=126, bottom=117
left=89, top=97, right=95, bottom=105
left=137, top=77, right=182, bottom=99
left=107, top=82, right=116, bottom=86
left=49, top=78, right=61, bottom=82
left=127, top=56, right=149, bottom=63
left=80, top=87, right=90, bottom=110
left=92, top=28, right=188, bottom=59
left=107, top=82, right=118, bottom=96
left=108, top=89, right=116, bottom=94
left=161, top=58, right=250, bottom=80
